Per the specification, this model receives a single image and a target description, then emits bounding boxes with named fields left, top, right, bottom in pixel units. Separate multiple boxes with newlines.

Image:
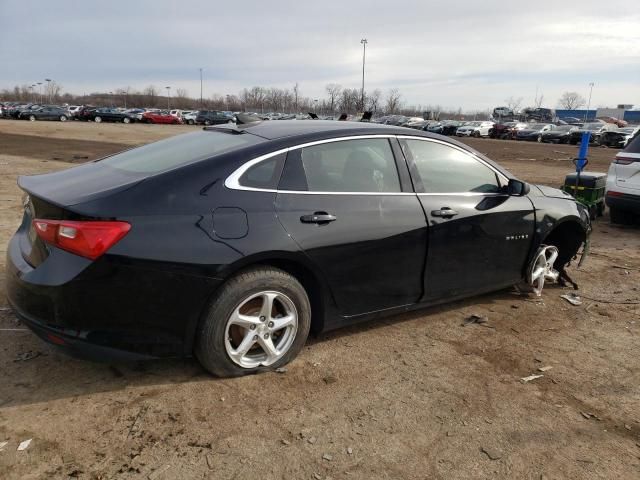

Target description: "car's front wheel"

left=29, top=115, right=36, bottom=121
left=94, top=116, right=102, bottom=123
left=195, top=267, right=311, bottom=377
left=59, top=115, right=67, bottom=122
left=123, top=117, right=131, bottom=124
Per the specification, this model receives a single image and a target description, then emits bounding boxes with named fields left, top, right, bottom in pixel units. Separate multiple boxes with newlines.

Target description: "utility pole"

left=166, top=86, right=171, bottom=110
left=199, top=68, right=203, bottom=108
left=45, top=78, right=52, bottom=103
left=360, top=38, right=367, bottom=112
left=585, top=82, right=594, bottom=122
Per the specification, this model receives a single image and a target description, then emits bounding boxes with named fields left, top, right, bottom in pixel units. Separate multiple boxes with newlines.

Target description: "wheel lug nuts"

left=268, top=321, right=274, bottom=328
left=260, top=316, right=266, bottom=322
left=250, top=324, right=256, bottom=330
left=264, top=333, right=269, bottom=339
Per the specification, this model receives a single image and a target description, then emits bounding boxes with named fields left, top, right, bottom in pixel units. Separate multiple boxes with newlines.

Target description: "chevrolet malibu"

left=7, top=121, right=590, bottom=376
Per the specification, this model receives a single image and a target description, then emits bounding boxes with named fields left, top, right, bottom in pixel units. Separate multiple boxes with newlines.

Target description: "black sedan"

left=539, top=125, right=575, bottom=144
left=568, top=122, right=608, bottom=145
left=515, top=123, right=554, bottom=141
left=18, top=106, right=69, bottom=122
left=426, top=121, right=461, bottom=136
left=7, top=121, right=590, bottom=376
left=195, top=110, right=235, bottom=125
left=85, top=108, right=135, bottom=123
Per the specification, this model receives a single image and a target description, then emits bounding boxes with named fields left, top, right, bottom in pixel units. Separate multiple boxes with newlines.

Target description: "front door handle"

left=431, top=208, right=459, bottom=218
left=300, top=212, right=337, bottom=224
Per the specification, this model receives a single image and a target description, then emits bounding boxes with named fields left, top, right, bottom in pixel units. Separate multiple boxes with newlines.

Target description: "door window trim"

left=225, top=134, right=509, bottom=196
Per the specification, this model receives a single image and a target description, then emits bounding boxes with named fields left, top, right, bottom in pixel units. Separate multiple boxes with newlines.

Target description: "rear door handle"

left=431, top=208, right=459, bottom=218
left=300, top=213, right=337, bottom=224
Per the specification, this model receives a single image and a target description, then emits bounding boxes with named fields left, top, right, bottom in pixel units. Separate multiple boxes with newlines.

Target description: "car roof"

left=234, top=119, right=427, bottom=140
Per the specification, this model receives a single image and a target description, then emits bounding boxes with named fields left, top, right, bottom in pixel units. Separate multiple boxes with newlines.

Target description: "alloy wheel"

left=224, top=291, right=298, bottom=368
left=528, top=245, right=559, bottom=296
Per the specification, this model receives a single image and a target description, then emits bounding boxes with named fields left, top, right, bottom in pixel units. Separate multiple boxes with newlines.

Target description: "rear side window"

left=281, top=138, right=401, bottom=192
left=238, top=153, right=285, bottom=189
left=400, top=139, right=501, bottom=194
left=99, top=131, right=263, bottom=174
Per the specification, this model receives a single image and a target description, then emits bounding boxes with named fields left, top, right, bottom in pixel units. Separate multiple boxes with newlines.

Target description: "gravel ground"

left=0, top=120, right=638, bottom=480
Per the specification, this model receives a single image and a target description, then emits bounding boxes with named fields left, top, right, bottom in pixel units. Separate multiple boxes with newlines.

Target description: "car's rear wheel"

left=473, top=131, right=480, bottom=138
left=94, top=116, right=102, bottom=123
left=537, top=135, right=543, bottom=143
left=195, top=267, right=311, bottom=377
left=204, top=120, right=212, bottom=126
left=188, top=119, right=195, bottom=125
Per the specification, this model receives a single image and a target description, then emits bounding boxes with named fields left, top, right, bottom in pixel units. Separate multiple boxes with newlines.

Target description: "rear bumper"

left=6, top=231, right=222, bottom=360
left=606, top=191, right=640, bottom=213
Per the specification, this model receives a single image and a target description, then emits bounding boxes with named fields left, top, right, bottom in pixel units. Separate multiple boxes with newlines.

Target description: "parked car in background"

left=195, top=110, right=235, bottom=125
left=567, top=122, right=612, bottom=145
left=559, top=117, right=583, bottom=125
left=67, top=105, right=82, bottom=118
left=75, top=106, right=98, bottom=121
left=538, top=125, right=575, bottom=143
left=515, top=123, right=555, bottom=141
left=7, top=120, right=590, bottom=376
left=18, top=106, right=69, bottom=122
left=142, top=110, right=183, bottom=124
left=426, top=120, right=461, bottom=136
left=490, top=122, right=518, bottom=139
left=599, top=127, right=640, bottom=148
left=183, top=111, right=199, bottom=125
left=606, top=133, right=640, bottom=224
left=85, top=108, right=135, bottom=123
left=456, top=121, right=494, bottom=137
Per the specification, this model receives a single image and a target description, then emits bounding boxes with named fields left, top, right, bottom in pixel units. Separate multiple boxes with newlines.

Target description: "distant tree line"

left=1, top=81, right=486, bottom=119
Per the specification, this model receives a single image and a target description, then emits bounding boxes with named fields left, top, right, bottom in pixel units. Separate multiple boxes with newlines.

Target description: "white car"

left=67, top=105, right=83, bottom=118
left=605, top=132, right=640, bottom=224
left=182, top=111, right=199, bottom=125
left=456, top=121, right=494, bottom=137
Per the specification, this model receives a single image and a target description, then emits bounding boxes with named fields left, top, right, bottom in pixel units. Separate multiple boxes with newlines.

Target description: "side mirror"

left=507, top=178, right=530, bottom=196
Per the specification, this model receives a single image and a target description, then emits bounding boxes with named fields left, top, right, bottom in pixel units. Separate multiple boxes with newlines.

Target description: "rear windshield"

left=98, top=130, right=263, bottom=173
left=625, top=132, right=640, bottom=154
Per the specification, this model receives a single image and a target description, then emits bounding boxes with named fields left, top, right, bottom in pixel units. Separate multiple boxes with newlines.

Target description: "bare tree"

left=174, top=88, right=191, bottom=109
left=367, top=88, right=382, bottom=112
left=505, top=96, right=523, bottom=112
left=143, top=85, right=158, bottom=107
left=293, top=83, right=300, bottom=112
left=534, top=94, right=545, bottom=108
left=385, top=88, right=402, bottom=114
left=557, top=91, right=585, bottom=110
left=325, top=84, right=342, bottom=113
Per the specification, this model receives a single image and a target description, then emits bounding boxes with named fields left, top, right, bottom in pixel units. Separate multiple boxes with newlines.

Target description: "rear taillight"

left=607, top=191, right=623, bottom=197
left=33, top=219, right=130, bottom=260
left=615, top=156, right=638, bottom=165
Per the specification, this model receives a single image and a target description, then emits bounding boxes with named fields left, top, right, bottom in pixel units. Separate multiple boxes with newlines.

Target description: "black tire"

left=94, top=116, right=102, bottom=123
left=204, top=120, right=212, bottom=126
left=188, top=119, right=195, bottom=125
left=195, top=267, right=311, bottom=377
left=29, top=115, right=36, bottom=122
left=123, top=117, right=131, bottom=124
left=610, top=207, right=634, bottom=225
left=596, top=201, right=605, bottom=217
left=59, top=115, right=67, bottom=122
left=472, top=130, right=480, bottom=138
left=537, top=135, right=543, bottom=143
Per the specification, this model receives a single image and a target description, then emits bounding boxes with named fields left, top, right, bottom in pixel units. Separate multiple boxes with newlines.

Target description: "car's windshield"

left=98, top=130, right=264, bottom=174
left=554, top=125, right=573, bottom=132
left=584, top=123, right=603, bottom=130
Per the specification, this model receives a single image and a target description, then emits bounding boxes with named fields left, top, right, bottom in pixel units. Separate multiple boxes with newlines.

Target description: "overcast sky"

left=1, top=0, right=638, bottom=110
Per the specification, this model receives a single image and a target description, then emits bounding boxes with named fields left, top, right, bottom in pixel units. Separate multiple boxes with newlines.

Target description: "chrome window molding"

left=225, top=134, right=509, bottom=195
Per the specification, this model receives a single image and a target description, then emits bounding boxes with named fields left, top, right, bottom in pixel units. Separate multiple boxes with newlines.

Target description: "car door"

left=398, top=137, right=535, bottom=302
left=274, top=136, right=428, bottom=317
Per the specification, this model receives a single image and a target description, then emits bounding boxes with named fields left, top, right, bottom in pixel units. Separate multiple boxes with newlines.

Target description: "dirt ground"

left=0, top=120, right=638, bottom=480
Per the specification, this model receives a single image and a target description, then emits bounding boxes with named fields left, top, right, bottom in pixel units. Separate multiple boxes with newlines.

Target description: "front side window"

left=400, top=139, right=501, bottom=194
left=293, top=138, right=401, bottom=192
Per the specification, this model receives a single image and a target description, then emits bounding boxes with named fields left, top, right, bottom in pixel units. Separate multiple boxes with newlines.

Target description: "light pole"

left=585, top=82, right=594, bottom=122
left=199, top=68, right=203, bottom=107
left=30, top=84, right=36, bottom=103
left=314, top=99, right=319, bottom=114
left=166, top=86, right=171, bottom=110
left=45, top=78, right=52, bottom=103
left=360, top=38, right=367, bottom=112
left=37, top=82, right=43, bottom=104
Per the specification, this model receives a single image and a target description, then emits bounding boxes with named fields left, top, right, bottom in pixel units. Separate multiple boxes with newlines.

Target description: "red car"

left=142, top=111, right=183, bottom=124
